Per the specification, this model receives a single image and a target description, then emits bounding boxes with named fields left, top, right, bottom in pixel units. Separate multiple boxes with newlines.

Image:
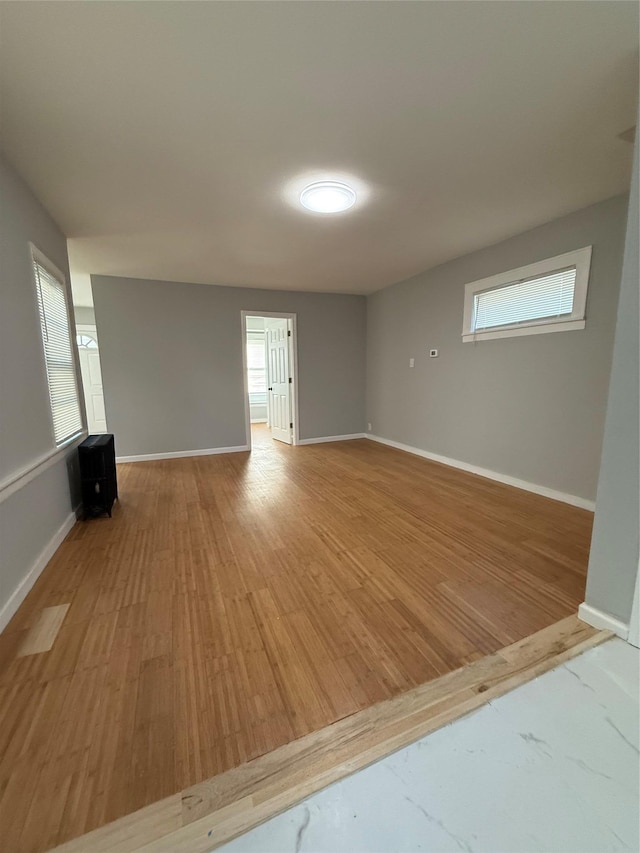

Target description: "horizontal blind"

left=246, top=336, right=266, bottom=393
left=473, top=266, right=577, bottom=332
left=33, top=258, right=83, bottom=444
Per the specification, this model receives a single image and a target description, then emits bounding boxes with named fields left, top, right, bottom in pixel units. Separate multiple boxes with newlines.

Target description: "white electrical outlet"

left=409, top=357, right=415, bottom=368
left=367, top=422, right=372, bottom=432
left=429, top=349, right=439, bottom=358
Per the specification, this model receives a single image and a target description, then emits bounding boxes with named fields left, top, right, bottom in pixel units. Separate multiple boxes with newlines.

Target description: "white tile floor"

left=216, top=638, right=639, bottom=853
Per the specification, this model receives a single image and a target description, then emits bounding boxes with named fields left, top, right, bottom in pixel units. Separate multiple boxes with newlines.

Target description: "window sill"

left=55, top=429, right=87, bottom=451
left=462, top=318, right=585, bottom=343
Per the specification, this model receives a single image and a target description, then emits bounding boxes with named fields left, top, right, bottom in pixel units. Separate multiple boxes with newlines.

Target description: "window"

left=76, top=333, right=98, bottom=349
left=31, top=246, right=84, bottom=445
left=246, top=331, right=267, bottom=403
left=462, top=247, right=592, bottom=342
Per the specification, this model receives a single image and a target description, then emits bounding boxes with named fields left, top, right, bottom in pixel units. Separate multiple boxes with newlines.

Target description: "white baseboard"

left=117, top=445, right=249, bottom=463
left=578, top=602, right=629, bottom=639
left=297, top=433, right=366, bottom=446
left=365, top=434, right=595, bottom=511
left=250, top=418, right=268, bottom=424
left=0, top=509, right=77, bottom=633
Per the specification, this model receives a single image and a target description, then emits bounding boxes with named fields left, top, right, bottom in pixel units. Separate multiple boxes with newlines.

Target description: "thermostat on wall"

left=429, top=349, right=439, bottom=358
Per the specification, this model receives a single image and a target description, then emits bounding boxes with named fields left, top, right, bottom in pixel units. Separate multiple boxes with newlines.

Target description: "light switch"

left=409, top=358, right=415, bottom=368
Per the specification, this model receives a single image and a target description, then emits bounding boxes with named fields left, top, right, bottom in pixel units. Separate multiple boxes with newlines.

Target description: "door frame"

left=240, top=310, right=300, bottom=450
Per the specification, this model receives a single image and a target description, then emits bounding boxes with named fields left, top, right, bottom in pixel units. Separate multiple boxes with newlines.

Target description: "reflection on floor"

left=218, top=638, right=640, bottom=853
left=250, top=422, right=276, bottom=447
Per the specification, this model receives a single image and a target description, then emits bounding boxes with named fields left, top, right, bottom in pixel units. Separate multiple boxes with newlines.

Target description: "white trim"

left=578, top=602, right=629, bottom=640
left=365, top=434, right=595, bottom=511
left=116, top=445, right=249, bottom=463
left=298, top=433, right=366, bottom=445
left=462, top=319, right=585, bottom=343
left=0, top=431, right=87, bottom=505
left=0, top=509, right=77, bottom=633
left=250, top=418, right=268, bottom=424
left=241, top=311, right=300, bottom=450
left=627, top=560, right=640, bottom=648
left=462, top=246, right=592, bottom=343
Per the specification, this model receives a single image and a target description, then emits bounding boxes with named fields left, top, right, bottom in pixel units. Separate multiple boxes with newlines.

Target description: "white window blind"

left=246, top=333, right=267, bottom=395
left=473, top=266, right=577, bottom=333
left=32, top=252, right=84, bottom=445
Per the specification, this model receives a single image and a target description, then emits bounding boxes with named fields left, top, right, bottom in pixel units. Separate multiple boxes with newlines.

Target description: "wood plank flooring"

left=50, top=616, right=609, bottom=853
left=0, top=426, right=593, bottom=852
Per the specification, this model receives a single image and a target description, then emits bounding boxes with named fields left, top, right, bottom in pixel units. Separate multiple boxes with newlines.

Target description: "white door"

left=265, top=318, right=292, bottom=444
left=76, top=329, right=107, bottom=433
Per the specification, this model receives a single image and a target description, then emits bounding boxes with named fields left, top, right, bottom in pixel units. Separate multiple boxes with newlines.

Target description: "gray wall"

left=585, top=140, right=639, bottom=624
left=0, top=155, right=81, bottom=622
left=367, top=195, right=628, bottom=502
left=92, top=276, right=366, bottom=456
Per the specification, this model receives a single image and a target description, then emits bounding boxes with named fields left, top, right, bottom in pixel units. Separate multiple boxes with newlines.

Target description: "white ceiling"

left=0, top=2, right=637, bottom=306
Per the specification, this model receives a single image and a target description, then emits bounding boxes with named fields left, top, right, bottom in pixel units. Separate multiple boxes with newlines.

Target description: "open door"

left=76, top=327, right=107, bottom=433
left=265, top=317, right=292, bottom=444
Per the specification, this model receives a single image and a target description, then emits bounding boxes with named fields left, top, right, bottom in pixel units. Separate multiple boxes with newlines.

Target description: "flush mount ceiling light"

left=299, top=181, right=357, bottom=213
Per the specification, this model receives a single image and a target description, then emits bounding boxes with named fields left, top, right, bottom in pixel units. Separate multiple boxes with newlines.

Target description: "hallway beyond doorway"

left=242, top=311, right=299, bottom=450
left=251, top=421, right=285, bottom=451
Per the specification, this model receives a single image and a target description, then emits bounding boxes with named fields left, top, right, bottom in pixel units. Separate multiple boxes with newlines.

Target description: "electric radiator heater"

left=78, top=433, right=118, bottom=518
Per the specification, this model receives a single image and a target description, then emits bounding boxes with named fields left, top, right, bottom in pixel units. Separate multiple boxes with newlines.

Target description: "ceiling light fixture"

left=299, top=181, right=357, bottom=214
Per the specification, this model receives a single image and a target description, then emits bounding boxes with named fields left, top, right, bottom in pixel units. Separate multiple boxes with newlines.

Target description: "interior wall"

left=92, top=276, right=366, bottom=456
left=366, top=195, right=629, bottom=502
left=585, top=137, right=639, bottom=626
left=0, top=155, right=81, bottom=627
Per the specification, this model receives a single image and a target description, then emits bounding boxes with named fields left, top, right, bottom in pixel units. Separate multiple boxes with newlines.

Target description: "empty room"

left=0, top=2, right=638, bottom=852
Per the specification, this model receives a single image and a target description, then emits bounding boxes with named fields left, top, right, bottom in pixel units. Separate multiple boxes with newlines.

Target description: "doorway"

left=76, top=324, right=108, bottom=434
left=241, top=311, right=299, bottom=450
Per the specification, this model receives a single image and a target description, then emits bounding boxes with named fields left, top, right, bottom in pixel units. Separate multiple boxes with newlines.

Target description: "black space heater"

left=78, top=434, right=118, bottom=518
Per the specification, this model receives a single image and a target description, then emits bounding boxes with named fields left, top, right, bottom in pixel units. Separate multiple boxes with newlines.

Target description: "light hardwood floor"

left=0, top=426, right=593, bottom=852
left=52, top=616, right=608, bottom=853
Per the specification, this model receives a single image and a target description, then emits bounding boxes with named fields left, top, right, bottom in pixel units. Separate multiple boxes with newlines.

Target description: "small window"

left=246, top=331, right=267, bottom=396
left=31, top=246, right=84, bottom=445
left=462, top=247, right=592, bottom=342
left=76, top=333, right=98, bottom=349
